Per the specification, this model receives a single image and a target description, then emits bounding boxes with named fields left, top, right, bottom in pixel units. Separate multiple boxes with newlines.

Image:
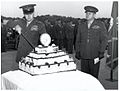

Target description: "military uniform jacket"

left=45, top=24, right=54, bottom=39
left=75, top=19, right=108, bottom=59
left=64, top=24, right=74, bottom=39
left=53, top=25, right=65, bottom=39
left=16, top=18, right=46, bottom=62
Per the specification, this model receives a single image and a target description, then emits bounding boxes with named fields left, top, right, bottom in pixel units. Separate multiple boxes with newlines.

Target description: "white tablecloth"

left=1, top=70, right=104, bottom=91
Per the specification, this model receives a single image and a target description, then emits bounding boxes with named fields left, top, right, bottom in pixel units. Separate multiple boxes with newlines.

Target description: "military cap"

left=66, top=19, right=72, bottom=23
left=84, top=6, right=98, bottom=13
left=19, top=4, right=36, bottom=14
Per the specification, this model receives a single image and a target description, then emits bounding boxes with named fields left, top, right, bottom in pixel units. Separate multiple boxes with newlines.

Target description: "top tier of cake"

left=34, top=44, right=59, bottom=54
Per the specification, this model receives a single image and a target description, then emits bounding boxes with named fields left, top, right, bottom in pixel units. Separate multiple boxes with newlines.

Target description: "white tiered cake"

left=19, top=33, right=76, bottom=75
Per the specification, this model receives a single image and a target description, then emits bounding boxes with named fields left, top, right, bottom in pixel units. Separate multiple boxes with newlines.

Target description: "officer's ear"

left=32, top=12, right=35, bottom=17
left=93, top=13, right=96, bottom=18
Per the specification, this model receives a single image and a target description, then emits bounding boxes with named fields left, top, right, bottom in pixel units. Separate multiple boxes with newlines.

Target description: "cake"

left=19, top=33, right=76, bottom=75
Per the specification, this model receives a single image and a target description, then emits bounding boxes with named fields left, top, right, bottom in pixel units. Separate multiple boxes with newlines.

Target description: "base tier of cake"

left=19, top=61, right=76, bottom=75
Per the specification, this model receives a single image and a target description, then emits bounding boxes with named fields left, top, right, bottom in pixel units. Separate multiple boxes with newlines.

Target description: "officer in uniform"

left=44, top=20, right=53, bottom=39
left=13, top=4, right=46, bottom=64
left=64, top=20, right=74, bottom=54
left=75, top=6, right=108, bottom=78
left=53, top=19, right=65, bottom=50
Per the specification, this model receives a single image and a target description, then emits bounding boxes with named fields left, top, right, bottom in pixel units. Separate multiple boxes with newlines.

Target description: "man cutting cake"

left=12, top=4, right=46, bottom=69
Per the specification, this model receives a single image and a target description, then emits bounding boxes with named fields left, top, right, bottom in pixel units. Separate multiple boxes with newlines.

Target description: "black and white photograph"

left=1, top=0, right=118, bottom=90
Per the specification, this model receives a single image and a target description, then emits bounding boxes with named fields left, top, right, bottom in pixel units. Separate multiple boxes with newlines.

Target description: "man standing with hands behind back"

left=75, top=6, right=108, bottom=78
left=12, top=4, right=46, bottom=70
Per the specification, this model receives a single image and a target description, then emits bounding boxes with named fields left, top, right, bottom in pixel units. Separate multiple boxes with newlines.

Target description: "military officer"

left=75, top=6, right=108, bottom=78
left=44, top=20, right=53, bottom=39
left=64, top=20, right=74, bottom=54
left=53, top=19, right=65, bottom=50
left=13, top=4, right=46, bottom=64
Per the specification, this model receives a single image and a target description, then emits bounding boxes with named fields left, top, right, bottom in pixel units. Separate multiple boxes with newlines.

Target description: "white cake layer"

left=25, top=55, right=73, bottom=66
left=35, top=46, right=58, bottom=53
left=19, top=62, right=76, bottom=75
left=28, top=51, right=66, bottom=59
left=33, top=66, right=49, bottom=74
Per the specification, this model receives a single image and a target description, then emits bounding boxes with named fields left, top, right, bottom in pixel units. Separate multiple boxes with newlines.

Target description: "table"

left=1, top=70, right=104, bottom=91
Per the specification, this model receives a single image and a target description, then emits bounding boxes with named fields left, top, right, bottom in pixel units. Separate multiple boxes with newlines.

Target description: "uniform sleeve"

left=99, top=22, right=108, bottom=54
left=7, top=19, right=23, bottom=29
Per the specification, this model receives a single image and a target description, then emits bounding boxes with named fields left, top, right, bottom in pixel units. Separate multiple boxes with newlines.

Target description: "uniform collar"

left=87, top=19, right=97, bottom=29
left=87, top=19, right=95, bottom=25
left=26, top=19, right=34, bottom=27
left=25, top=18, right=35, bottom=27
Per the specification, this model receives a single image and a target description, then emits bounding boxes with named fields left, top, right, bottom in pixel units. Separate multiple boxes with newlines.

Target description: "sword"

left=21, top=33, right=36, bottom=53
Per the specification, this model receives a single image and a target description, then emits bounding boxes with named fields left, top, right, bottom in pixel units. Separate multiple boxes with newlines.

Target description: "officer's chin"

left=26, top=19, right=33, bottom=22
left=86, top=18, right=90, bottom=20
left=86, top=18, right=93, bottom=21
